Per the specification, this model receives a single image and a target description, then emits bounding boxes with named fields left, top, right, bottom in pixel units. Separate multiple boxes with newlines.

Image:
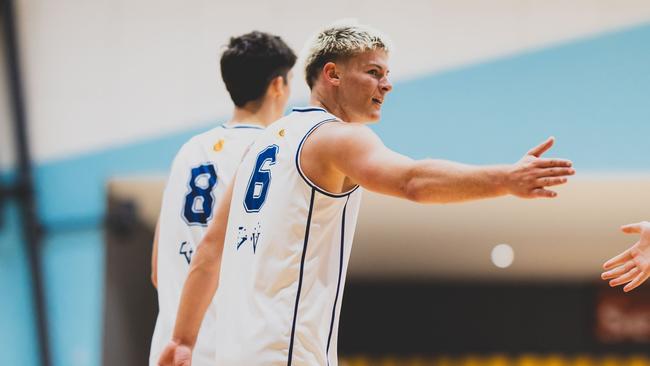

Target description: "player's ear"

left=323, top=62, right=340, bottom=87
left=267, top=75, right=285, bottom=98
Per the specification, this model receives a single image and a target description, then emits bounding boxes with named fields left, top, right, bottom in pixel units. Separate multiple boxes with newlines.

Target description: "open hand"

left=602, top=221, right=650, bottom=292
left=506, top=137, right=574, bottom=198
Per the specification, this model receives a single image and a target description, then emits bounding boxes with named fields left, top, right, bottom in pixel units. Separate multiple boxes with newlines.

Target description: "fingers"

left=624, top=271, right=650, bottom=292
left=535, top=177, right=568, bottom=188
left=535, top=167, right=575, bottom=178
left=534, top=159, right=573, bottom=169
left=531, top=168, right=574, bottom=190
left=609, top=267, right=639, bottom=287
left=621, top=222, right=643, bottom=234
left=601, top=260, right=635, bottom=280
left=530, top=188, right=557, bottom=198
left=603, top=248, right=633, bottom=270
left=526, top=136, right=555, bottom=158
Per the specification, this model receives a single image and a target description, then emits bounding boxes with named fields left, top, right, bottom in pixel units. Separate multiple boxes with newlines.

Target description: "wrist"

left=171, top=336, right=194, bottom=350
left=492, top=165, right=511, bottom=196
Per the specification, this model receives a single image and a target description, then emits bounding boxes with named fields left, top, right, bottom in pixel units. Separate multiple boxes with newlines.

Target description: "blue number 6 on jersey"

left=183, top=164, right=217, bottom=225
left=244, top=145, right=279, bottom=213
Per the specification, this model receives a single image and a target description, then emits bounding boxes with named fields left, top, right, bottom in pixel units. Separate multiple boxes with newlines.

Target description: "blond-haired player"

left=159, top=23, right=575, bottom=366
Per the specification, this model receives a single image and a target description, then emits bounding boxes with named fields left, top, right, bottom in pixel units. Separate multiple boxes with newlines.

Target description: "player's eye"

left=367, top=69, right=379, bottom=76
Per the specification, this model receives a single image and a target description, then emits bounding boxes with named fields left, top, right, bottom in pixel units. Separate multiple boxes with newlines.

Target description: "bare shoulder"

left=308, top=121, right=380, bottom=151
left=300, top=122, right=381, bottom=193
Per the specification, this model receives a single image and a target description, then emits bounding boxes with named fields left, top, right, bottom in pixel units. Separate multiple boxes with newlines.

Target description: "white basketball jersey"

left=213, top=107, right=363, bottom=366
left=149, top=122, right=263, bottom=366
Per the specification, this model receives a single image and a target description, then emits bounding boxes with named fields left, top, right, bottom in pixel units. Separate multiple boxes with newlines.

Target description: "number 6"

left=244, top=145, right=279, bottom=213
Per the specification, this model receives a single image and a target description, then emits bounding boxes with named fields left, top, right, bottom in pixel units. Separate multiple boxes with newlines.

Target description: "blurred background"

left=2, top=0, right=650, bottom=365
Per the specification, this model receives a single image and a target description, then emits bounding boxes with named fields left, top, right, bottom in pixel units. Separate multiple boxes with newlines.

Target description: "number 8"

left=183, top=164, right=217, bottom=225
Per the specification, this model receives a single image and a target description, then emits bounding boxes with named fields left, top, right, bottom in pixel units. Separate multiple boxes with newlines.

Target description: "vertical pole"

left=1, top=1, right=51, bottom=365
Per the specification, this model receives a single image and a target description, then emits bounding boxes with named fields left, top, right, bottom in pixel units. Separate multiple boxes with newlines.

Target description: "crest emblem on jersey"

left=278, top=128, right=286, bottom=137
left=213, top=139, right=225, bottom=152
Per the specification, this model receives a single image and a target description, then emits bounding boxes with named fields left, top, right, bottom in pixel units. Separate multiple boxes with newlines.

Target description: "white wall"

left=14, top=0, right=650, bottom=163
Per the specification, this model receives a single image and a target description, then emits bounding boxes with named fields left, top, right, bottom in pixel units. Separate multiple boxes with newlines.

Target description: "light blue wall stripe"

left=0, top=201, right=39, bottom=365
left=43, top=228, right=104, bottom=366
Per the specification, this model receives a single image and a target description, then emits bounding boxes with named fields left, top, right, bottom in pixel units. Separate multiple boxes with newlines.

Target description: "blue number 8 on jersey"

left=244, top=145, right=279, bottom=213
left=183, top=164, right=218, bottom=225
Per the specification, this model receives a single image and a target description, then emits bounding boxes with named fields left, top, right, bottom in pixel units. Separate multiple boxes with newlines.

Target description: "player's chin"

left=365, top=107, right=382, bottom=122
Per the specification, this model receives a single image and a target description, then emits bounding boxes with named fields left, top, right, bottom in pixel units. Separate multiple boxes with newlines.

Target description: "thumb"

left=526, top=136, right=555, bottom=158
left=621, top=222, right=643, bottom=234
left=157, top=342, right=176, bottom=366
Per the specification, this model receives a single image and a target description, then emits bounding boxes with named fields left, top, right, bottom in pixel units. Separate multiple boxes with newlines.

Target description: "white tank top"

left=214, top=107, right=363, bottom=365
left=149, top=123, right=263, bottom=366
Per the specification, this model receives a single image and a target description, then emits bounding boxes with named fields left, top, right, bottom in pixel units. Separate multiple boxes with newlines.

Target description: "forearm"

left=171, top=239, right=222, bottom=348
left=403, top=159, right=509, bottom=203
left=171, top=179, right=234, bottom=349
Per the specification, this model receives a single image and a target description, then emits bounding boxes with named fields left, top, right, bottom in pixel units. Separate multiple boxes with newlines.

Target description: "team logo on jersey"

left=236, top=223, right=262, bottom=253
left=213, top=139, right=225, bottom=152
left=278, top=128, right=285, bottom=137
left=179, top=241, right=194, bottom=264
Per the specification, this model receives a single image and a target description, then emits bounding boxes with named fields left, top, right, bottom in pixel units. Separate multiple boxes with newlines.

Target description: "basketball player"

left=602, top=221, right=650, bottom=292
left=158, top=23, right=575, bottom=366
left=149, top=31, right=296, bottom=366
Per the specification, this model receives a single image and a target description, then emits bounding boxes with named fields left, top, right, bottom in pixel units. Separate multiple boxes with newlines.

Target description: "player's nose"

left=380, top=77, right=393, bottom=94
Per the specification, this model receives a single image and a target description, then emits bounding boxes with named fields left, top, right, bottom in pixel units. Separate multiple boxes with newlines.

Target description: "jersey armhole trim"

left=295, top=118, right=360, bottom=198
left=292, top=106, right=328, bottom=113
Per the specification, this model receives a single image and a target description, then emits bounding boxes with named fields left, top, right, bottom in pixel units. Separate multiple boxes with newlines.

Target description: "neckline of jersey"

left=220, top=122, right=265, bottom=130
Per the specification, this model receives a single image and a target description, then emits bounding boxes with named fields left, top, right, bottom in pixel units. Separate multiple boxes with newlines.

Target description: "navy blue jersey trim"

left=326, top=195, right=349, bottom=364
left=295, top=119, right=360, bottom=198
left=287, top=188, right=316, bottom=366
left=292, top=106, right=327, bottom=113
left=219, top=123, right=264, bottom=130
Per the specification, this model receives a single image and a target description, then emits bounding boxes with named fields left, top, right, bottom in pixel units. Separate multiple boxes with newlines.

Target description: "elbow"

left=402, top=176, right=456, bottom=204
left=403, top=178, right=427, bottom=203
left=401, top=163, right=436, bottom=204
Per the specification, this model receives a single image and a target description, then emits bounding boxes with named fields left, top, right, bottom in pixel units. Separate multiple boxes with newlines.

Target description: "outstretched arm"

left=157, top=180, right=235, bottom=366
left=308, top=123, right=574, bottom=203
left=602, top=221, right=650, bottom=292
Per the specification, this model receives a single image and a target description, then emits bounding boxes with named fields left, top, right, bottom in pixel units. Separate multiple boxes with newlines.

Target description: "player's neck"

left=229, top=104, right=277, bottom=128
left=309, top=90, right=349, bottom=122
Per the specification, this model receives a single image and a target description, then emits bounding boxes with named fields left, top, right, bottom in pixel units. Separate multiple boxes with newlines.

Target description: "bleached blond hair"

left=304, top=20, right=390, bottom=89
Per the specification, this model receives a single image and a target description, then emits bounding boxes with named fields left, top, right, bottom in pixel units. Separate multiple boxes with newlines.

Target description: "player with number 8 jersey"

left=213, top=107, right=361, bottom=365
left=149, top=31, right=296, bottom=366
left=150, top=122, right=264, bottom=365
